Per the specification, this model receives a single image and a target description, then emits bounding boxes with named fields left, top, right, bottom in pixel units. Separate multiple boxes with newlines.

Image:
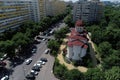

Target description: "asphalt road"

left=8, top=22, right=66, bottom=80
left=9, top=41, right=47, bottom=80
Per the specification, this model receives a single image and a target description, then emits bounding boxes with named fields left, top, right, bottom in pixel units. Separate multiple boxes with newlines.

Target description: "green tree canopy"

left=102, top=50, right=120, bottom=69
left=47, top=40, right=60, bottom=52
left=0, top=40, right=15, bottom=58
left=84, top=68, right=105, bottom=80
left=105, top=66, right=120, bottom=80
left=65, top=69, right=84, bottom=80
left=98, top=42, right=113, bottom=58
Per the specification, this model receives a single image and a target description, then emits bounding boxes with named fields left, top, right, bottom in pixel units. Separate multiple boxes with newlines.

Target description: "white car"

left=37, top=60, right=42, bottom=64
left=44, top=49, right=49, bottom=54
left=30, top=70, right=38, bottom=76
left=25, top=58, right=32, bottom=65
left=42, top=38, right=45, bottom=41
left=1, top=75, right=9, bottom=80
left=34, top=63, right=42, bottom=68
left=41, top=61, right=46, bottom=65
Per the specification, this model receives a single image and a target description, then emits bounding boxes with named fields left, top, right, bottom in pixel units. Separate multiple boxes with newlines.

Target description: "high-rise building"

left=29, top=0, right=40, bottom=22
left=0, top=0, right=67, bottom=32
left=73, top=0, right=103, bottom=23
left=49, top=0, right=67, bottom=16
left=0, top=0, right=31, bottom=32
left=38, top=0, right=46, bottom=19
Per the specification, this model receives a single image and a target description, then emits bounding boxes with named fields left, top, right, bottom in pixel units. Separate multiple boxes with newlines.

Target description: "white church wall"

left=66, top=47, right=73, bottom=59
left=81, top=48, right=87, bottom=57
left=72, top=45, right=81, bottom=60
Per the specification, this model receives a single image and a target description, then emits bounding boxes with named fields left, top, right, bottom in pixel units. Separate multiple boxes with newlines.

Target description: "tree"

left=64, top=14, right=74, bottom=27
left=102, top=50, right=120, bottom=69
left=0, top=40, right=15, bottom=58
left=65, top=69, right=84, bottom=80
left=105, top=66, right=120, bottom=80
left=84, top=68, right=105, bottom=80
left=116, top=41, right=120, bottom=50
left=54, top=27, right=69, bottom=40
left=54, top=64, right=67, bottom=79
left=54, top=30, right=63, bottom=40
left=12, top=32, right=31, bottom=56
left=12, top=32, right=30, bottom=47
left=98, top=42, right=113, bottom=58
left=47, top=40, right=60, bottom=54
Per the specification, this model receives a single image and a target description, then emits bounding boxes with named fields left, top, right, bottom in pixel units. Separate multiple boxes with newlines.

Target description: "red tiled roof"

left=72, top=40, right=84, bottom=46
left=75, top=20, right=83, bottom=27
left=67, top=41, right=73, bottom=47
left=68, top=35, right=87, bottom=41
left=69, top=28, right=88, bottom=41
left=67, top=40, right=88, bottom=49
left=83, top=45, right=88, bottom=49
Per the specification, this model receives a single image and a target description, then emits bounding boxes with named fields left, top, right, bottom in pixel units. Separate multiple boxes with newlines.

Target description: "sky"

left=64, top=0, right=120, bottom=2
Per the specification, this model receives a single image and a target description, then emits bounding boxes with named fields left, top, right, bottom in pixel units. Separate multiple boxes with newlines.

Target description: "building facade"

left=66, top=20, right=88, bottom=61
left=73, top=0, right=103, bottom=23
left=0, top=0, right=67, bottom=32
left=0, top=0, right=31, bottom=32
left=29, top=0, right=40, bottom=22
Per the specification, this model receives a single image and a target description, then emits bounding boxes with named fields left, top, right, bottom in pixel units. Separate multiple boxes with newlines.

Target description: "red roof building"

left=66, top=20, right=88, bottom=61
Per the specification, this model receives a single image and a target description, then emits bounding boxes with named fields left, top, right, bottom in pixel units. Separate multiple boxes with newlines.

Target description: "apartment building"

left=0, top=0, right=67, bottom=32
left=29, top=0, right=40, bottom=22
left=0, top=0, right=31, bottom=32
left=73, top=0, right=103, bottom=23
left=49, top=0, right=67, bottom=16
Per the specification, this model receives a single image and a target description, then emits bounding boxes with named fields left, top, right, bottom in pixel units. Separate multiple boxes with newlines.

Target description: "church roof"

left=67, top=40, right=88, bottom=49
left=75, top=20, right=83, bottom=27
left=69, top=28, right=88, bottom=41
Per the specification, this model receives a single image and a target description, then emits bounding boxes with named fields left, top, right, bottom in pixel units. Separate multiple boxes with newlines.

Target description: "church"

left=66, top=20, right=88, bottom=61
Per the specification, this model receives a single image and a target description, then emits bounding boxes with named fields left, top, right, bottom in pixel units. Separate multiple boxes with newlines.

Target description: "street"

left=8, top=22, right=66, bottom=80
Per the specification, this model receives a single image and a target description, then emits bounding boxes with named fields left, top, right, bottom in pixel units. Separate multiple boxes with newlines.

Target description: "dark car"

left=0, top=61, right=6, bottom=67
left=33, top=40, right=40, bottom=44
left=25, top=74, right=35, bottom=80
left=36, top=36, right=41, bottom=39
left=40, top=58, right=47, bottom=62
left=32, top=66, right=40, bottom=71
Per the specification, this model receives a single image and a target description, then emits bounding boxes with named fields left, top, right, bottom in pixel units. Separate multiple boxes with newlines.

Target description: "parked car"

left=36, top=36, right=42, bottom=40
left=41, top=61, right=46, bottom=65
left=0, top=61, right=7, bottom=67
left=0, top=54, right=7, bottom=61
left=42, top=38, right=45, bottom=41
left=32, top=66, right=40, bottom=71
left=30, top=70, right=38, bottom=76
left=37, top=60, right=42, bottom=64
left=25, top=74, right=35, bottom=80
left=1, top=75, right=9, bottom=80
left=40, top=58, right=47, bottom=62
left=44, top=49, right=49, bottom=54
left=33, top=40, right=40, bottom=44
left=33, top=63, right=42, bottom=68
left=31, top=48, right=37, bottom=53
left=25, top=58, right=32, bottom=65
